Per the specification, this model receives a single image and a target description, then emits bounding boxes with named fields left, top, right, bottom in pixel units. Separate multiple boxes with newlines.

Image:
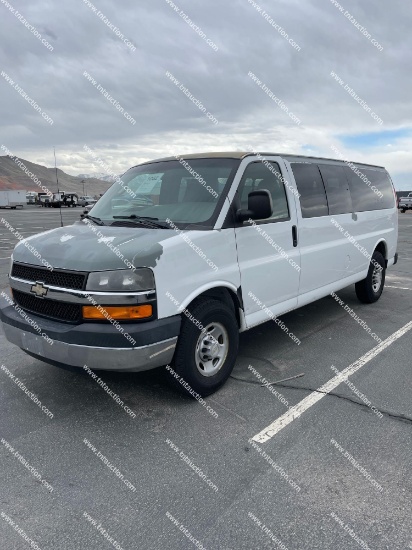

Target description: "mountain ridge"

left=0, top=155, right=112, bottom=196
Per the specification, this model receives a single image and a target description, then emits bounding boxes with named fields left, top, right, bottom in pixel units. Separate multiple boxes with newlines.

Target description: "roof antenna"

left=54, top=147, right=64, bottom=227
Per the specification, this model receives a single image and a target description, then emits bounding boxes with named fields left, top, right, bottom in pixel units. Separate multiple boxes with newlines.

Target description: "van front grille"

left=12, top=263, right=86, bottom=290
left=12, top=290, right=82, bottom=323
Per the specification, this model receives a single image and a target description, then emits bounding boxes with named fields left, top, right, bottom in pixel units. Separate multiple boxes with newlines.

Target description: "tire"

left=168, top=298, right=239, bottom=397
left=401, top=209, right=406, bottom=213
left=355, top=251, right=386, bottom=304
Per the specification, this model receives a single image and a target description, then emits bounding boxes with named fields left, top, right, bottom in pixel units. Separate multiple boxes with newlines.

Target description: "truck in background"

left=38, top=192, right=77, bottom=207
left=49, top=192, right=78, bottom=207
left=0, top=190, right=25, bottom=209
left=398, top=192, right=412, bottom=213
left=26, top=192, right=38, bottom=204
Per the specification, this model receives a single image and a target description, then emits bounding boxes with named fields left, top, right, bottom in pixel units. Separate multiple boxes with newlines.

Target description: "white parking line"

left=252, top=320, right=412, bottom=443
left=386, top=286, right=411, bottom=290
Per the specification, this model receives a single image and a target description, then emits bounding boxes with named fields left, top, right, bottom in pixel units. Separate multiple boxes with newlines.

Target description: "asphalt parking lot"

left=1, top=206, right=411, bottom=550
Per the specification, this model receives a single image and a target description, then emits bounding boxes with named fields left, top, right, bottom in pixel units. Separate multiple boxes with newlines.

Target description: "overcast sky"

left=0, top=0, right=411, bottom=189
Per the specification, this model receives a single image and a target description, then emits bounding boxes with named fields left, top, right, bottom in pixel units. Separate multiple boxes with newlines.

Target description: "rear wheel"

left=355, top=251, right=386, bottom=303
left=168, top=298, right=239, bottom=396
left=401, top=209, right=406, bottom=213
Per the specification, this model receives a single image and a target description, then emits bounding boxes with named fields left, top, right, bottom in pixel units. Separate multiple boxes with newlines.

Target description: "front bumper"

left=0, top=302, right=181, bottom=372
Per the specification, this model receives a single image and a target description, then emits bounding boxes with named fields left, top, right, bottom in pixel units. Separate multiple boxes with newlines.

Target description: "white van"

left=0, top=152, right=398, bottom=395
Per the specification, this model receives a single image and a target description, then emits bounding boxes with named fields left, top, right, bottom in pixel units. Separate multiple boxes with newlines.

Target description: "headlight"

left=86, top=269, right=155, bottom=292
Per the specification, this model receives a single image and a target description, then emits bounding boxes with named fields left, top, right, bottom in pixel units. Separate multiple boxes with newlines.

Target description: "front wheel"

left=168, top=298, right=239, bottom=396
left=355, top=251, right=386, bottom=303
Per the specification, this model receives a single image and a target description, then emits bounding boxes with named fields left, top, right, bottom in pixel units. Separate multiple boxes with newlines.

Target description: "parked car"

left=78, top=196, right=97, bottom=207
left=0, top=152, right=398, bottom=396
left=398, top=192, right=412, bottom=213
left=84, top=202, right=97, bottom=212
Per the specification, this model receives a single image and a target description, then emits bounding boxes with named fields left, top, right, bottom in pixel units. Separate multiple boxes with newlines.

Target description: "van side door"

left=231, top=157, right=301, bottom=329
left=288, top=161, right=358, bottom=305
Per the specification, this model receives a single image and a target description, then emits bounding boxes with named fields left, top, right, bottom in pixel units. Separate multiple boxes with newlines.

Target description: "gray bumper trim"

left=2, top=322, right=177, bottom=372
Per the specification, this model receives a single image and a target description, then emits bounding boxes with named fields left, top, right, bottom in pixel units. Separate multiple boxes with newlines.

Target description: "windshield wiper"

left=113, top=215, right=159, bottom=220
left=81, top=214, right=105, bottom=226
left=111, top=215, right=169, bottom=229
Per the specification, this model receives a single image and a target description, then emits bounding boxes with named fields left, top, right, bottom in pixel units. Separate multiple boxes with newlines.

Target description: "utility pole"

left=54, top=147, right=64, bottom=227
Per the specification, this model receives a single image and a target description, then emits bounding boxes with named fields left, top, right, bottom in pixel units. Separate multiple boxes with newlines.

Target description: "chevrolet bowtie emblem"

left=30, top=281, right=48, bottom=298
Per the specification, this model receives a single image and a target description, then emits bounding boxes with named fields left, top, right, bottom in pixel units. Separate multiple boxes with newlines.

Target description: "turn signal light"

left=82, top=305, right=153, bottom=320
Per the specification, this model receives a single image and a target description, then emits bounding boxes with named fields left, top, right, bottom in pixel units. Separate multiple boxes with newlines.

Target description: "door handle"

left=292, top=225, right=298, bottom=247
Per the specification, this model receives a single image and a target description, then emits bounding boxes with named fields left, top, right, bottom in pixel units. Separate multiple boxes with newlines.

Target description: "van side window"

left=318, top=164, right=352, bottom=215
left=240, top=178, right=254, bottom=208
left=291, top=163, right=328, bottom=218
left=238, top=162, right=289, bottom=222
left=345, top=167, right=395, bottom=211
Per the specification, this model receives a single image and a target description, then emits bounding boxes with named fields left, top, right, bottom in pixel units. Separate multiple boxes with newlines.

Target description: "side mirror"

left=236, top=190, right=273, bottom=222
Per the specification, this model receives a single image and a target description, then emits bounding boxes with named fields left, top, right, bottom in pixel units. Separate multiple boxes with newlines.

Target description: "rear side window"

left=344, top=167, right=394, bottom=211
left=291, top=163, right=328, bottom=218
left=318, top=164, right=352, bottom=215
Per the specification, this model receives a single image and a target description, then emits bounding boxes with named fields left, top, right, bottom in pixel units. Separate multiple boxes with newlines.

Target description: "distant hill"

left=77, top=173, right=117, bottom=183
left=0, top=156, right=113, bottom=196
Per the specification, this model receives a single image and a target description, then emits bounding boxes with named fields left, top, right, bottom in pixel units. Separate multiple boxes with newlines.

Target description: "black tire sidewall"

left=171, top=299, right=239, bottom=396
left=366, top=251, right=386, bottom=302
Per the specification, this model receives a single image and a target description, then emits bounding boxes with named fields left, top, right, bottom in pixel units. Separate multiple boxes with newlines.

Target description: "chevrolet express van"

left=0, top=152, right=398, bottom=395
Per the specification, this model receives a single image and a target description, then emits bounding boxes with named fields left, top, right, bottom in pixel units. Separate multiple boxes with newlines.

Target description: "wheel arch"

left=180, top=284, right=245, bottom=330
left=373, top=240, right=388, bottom=266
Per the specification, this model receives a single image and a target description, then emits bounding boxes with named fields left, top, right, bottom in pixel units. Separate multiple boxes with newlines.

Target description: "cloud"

left=0, top=0, right=411, bottom=189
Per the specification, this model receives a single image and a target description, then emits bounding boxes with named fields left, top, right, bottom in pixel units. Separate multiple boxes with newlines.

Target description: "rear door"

left=344, top=165, right=398, bottom=270
left=233, top=157, right=301, bottom=328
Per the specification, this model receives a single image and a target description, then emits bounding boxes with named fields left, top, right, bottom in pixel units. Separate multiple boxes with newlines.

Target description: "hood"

left=13, top=221, right=172, bottom=271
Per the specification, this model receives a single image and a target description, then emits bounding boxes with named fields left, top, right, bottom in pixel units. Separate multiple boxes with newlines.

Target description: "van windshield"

left=89, top=158, right=239, bottom=228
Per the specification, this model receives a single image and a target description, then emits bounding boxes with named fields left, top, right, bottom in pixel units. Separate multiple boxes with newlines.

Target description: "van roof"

left=138, top=152, right=384, bottom=170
